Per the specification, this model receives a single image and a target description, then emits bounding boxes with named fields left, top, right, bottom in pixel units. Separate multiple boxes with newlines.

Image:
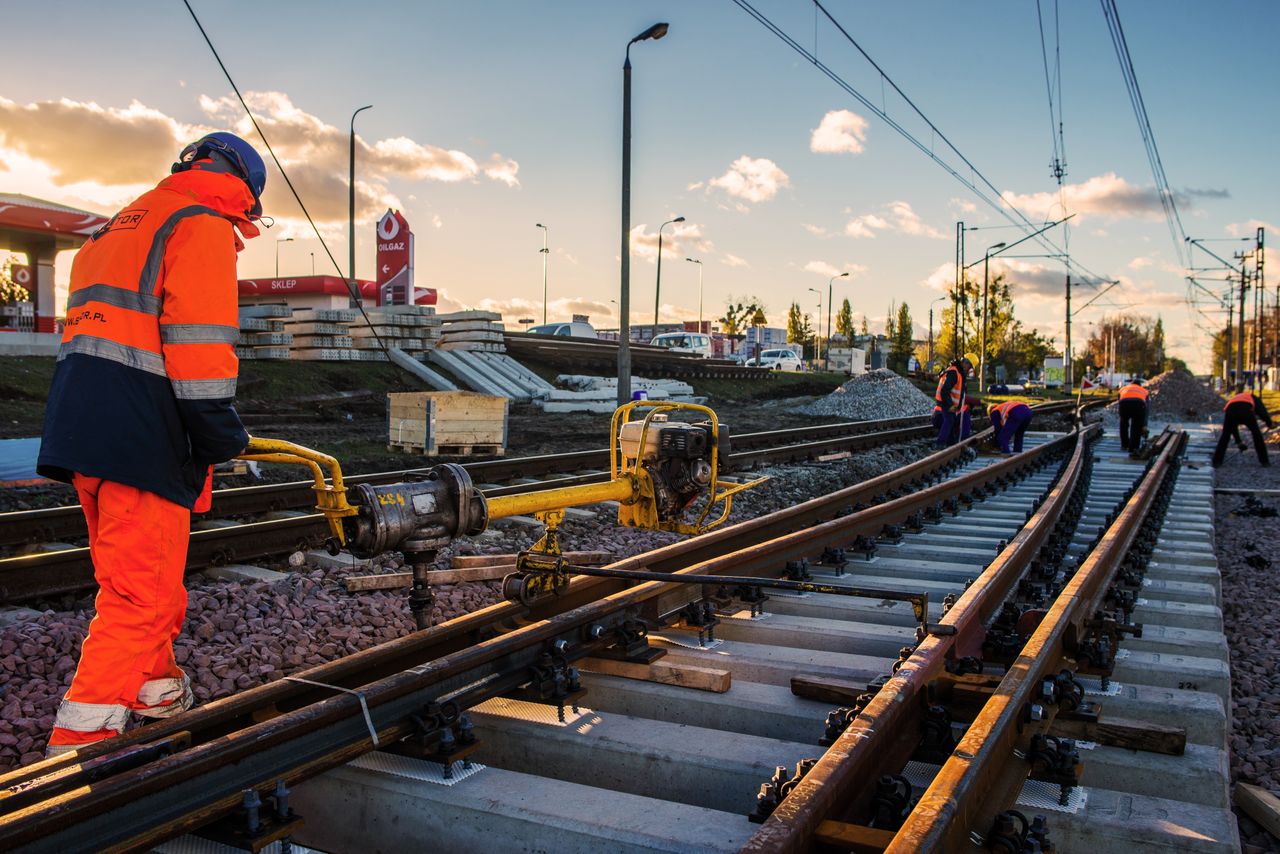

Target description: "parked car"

left=748, top=348, right=804, bottom=371
left=527, top=321, right=596, bottom=338
left=649, top=332, right=711, bottom=357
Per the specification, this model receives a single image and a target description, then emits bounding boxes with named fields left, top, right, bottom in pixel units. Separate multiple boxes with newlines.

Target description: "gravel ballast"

left=1105, top=369, right=1224, bottom=422
left=800, top=368, right=936, bottom=420
left=0, top=439, right=932, bottom=770
left=1214, top=442, right=1280, bottom=851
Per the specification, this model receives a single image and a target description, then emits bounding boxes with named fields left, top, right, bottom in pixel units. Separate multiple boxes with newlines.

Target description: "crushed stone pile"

left=800, top=368, right=936, bottom=420
left=1106, top=370, right=1222, bottom=421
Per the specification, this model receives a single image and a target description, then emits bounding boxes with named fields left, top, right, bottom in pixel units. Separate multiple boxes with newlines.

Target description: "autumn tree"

left=889, top=302, right=915, bottom=372
left=835, top=298, right=854, bottom=342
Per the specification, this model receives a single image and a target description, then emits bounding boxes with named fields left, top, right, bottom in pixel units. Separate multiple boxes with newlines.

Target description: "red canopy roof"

left=0, top=194, right=108, bottom=238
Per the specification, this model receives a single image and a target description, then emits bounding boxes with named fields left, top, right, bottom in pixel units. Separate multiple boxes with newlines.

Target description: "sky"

left=1, top=0, right=1276, bottom=371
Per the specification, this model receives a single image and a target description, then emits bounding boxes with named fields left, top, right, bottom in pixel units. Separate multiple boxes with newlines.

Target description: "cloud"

left=1129, top=256, right=1154, bottom=269
left=802, top=223, right=830, bottom=238
left=1225, top=219, right=1276, bottom=238
left=0, top=92, right=519, bottom=226
left=845, top=201, right=946, bottom=240
left=1001, top=172, right=1227, bottom=222
left=482, top=154, right=520, bottom=188
left=802, top=260, right=868, bottom=279
left=629, top=221, right=709, bottom=262
left=950, top=197, right=977, bottom=215
left=721, top=253, right=749, bottom=268
left=435, top=292, right=614, bottom=323
left=703, top=156, right=790, bottom=205
left=0, top=96, right=202, bottom=186
left=810, top=109, right=869, bottom=155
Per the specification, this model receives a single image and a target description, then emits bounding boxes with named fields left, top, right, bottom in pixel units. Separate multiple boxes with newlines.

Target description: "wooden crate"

left=387, top=391, right=508, bottom=456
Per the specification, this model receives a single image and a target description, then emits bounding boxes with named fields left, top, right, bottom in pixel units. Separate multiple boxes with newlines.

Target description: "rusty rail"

left=889, top=428, right=1184, bottom=852
left=741, top=423, right=1102, bottom=852
left=0, top=428, right=1078, bottom=852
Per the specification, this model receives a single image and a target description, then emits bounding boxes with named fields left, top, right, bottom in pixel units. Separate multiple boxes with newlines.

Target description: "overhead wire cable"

left=731, top=0, right=1114, bottom=288
left=180, top=0, right=407, bottom=386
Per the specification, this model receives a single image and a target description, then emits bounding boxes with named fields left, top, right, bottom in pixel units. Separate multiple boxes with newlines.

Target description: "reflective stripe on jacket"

left=935, top=366, right=964, bottom=409
left=994, top=400, right=1030, bottom=422
left=1119, top=384, right=1149, bottom=402
left=38, top=170, right=253, bottom=508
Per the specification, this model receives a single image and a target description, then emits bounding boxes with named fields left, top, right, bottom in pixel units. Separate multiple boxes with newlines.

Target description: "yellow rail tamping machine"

left=242, top=401, right=766, bottom=627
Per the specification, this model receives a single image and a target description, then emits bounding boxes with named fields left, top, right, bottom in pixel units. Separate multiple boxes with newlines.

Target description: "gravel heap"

left=800, top=368, right=936, bottom=420
left=1107, top=370, right=1223, bottom=421
left=0, top=437, right=936, bottom=770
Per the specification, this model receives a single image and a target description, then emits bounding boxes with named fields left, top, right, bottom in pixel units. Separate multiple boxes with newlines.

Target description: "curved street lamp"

left=825, top=271, right=849, bottom=371
left=618, top=21, right=670, bottom=405
left=653, top=215, right=685, bottom=336
left=536, top=223, right=549, bottom=325
left=685, top=257, right=704, bottom=332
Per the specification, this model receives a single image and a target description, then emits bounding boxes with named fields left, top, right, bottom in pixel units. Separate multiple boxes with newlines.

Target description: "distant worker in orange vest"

left=36, top=132, right=265, bottom=756
left=1117, top=379, right=1149, bottom=453
left=1213, top=385, right=1274, bottom=467
left=934, top=357, right=972, bottom=447
left=988, top=400, right=1033, bottom=454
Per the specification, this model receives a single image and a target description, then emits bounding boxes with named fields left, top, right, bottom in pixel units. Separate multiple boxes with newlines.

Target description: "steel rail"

left=889, top=429, right=1185, bottom=852
left=0, top=416, right=934, bottom=549
left=740, top=422, right=1103, bottom=853
left=0, top=425, right=996, bottom=793
left=0, top=421, right=942, bottom=603
left=0, top=428, right=1076, bottom=849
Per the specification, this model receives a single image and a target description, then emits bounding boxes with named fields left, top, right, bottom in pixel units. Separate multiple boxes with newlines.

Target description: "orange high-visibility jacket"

left=1225, top=392, right=1256, bottom=409
left=992, top=400, right=1030, bottom=424
left=1119, top=384, right=1149, bottom=402
left=935, top=365, right=964, bottom=410
left=38, top=170, right=255, bottom=508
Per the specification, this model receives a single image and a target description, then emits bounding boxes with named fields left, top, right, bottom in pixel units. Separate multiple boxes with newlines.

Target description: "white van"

left=527, top=321, right=596, bottom=338
left=649, top=332, right=711, bottom=357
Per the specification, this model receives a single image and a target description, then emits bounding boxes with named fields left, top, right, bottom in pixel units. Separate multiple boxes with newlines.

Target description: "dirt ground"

left=0, top=356, right=846, bottom=510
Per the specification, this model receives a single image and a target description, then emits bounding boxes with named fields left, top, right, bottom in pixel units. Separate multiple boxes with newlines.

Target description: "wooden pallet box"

left=387, top=391, right=509, bottom=456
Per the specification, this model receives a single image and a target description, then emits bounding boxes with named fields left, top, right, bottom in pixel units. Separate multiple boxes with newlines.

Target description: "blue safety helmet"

left=172, top=132, right=267, bottom=218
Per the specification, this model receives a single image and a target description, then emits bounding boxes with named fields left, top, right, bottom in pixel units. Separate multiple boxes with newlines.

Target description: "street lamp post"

left=825, top=272, right=849, bottom=372
left=310, top=252, right=315, bottom=275
left=536, top=223, right=549, bottom=325
left=929, top=295, right=947, bottom=374
left=348, top=104, right=372, bottom=307
left=686, top=257, right=703, bottom=332
left=808, top=287, right=822, bottom=368
left=275, top=237, right=294, bottom=277
left=654, top=216, right=685, bottom=339
left=619, top=22, right=670, bottom=406
left=979, top=242, right=1006, bottom=392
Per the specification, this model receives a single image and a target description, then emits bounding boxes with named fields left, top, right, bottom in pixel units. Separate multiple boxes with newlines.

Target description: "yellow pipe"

left=486, top=476, right=637, bottom=521
left=239, top=436, right=357, bottom=544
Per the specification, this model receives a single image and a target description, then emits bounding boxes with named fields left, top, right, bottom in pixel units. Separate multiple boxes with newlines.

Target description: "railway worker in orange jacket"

left=988, top=400, right=1033, bottom=454
left=935, top=357, right=972, bottom=447
left=1212, top=385, right=1274, bottom=468
left=1117, top=379, right=1149, bottom=453
left=36, top=132, right=265, bottom=756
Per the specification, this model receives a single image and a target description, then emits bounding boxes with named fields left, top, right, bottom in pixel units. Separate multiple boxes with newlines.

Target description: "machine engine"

left=343, top=463, right=487, bottom=558
left=619, top=416, right=731, bottom=521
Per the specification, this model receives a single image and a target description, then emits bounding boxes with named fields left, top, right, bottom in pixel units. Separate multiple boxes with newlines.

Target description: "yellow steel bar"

left=486, top=477, right=638, bottom=521
left=239, top=436, right=356, bottom=544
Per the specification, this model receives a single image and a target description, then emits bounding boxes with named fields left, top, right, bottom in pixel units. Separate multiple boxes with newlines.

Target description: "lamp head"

left=674, top=216, right=686, bottom=223
left=634, top=22, right=670, bottom=42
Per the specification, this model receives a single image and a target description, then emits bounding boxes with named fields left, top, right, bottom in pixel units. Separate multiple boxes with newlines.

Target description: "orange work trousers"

left=47, top=475, right=192, bottom=751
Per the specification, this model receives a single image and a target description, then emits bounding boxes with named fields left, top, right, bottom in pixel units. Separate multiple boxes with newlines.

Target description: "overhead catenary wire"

left=731, top=0, right=1115, bottom=290
left=1099, top=0, right=1188, bottom=268
left=180, top=0, right=408, bottom=387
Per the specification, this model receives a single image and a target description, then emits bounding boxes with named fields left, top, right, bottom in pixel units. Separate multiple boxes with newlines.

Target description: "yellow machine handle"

left=239, top=436, right=356, bottom=545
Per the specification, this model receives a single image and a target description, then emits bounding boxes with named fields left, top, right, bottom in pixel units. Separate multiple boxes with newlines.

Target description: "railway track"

left=1, top=410, right=1228, bottom=853
left=0, top=413, right=962, bottom=603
